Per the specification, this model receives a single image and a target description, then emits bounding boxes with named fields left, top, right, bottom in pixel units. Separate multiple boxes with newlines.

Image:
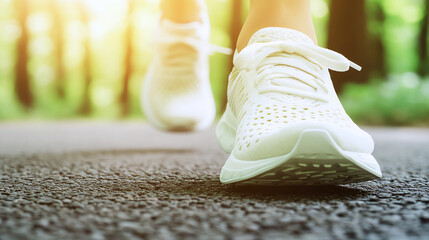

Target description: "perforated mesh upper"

left=152, top=45, right=200, bottom=94
left=232, top=94, right=359, bottom=153
left=226, top=28, right=368, bottom=156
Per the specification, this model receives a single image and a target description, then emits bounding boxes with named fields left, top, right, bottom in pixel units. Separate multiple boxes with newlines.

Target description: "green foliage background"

left=0, top=0, right=428, bottom=125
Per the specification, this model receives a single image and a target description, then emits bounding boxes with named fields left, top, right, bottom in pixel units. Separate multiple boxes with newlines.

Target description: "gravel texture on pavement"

left=0, top=122, right=428, bottom=240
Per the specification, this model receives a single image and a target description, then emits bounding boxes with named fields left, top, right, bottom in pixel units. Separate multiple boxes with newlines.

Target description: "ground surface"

left=0, top=122, right=428, bottom=240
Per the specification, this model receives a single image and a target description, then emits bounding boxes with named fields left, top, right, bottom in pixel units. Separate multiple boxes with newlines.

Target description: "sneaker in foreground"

left=216, top=27, right=382, bottom=185
left=141, top=12, right=218, bottom=131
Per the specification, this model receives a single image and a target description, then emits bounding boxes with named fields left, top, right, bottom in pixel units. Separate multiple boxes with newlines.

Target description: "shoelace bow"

left=234, top=41, right=361, bottom=102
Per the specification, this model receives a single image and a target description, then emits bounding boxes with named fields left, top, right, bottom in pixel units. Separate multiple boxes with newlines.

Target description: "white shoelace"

left=234, top=41, right=361, bottom=101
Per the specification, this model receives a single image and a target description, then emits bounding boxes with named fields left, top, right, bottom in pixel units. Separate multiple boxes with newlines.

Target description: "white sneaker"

left=216, top=27, right=382, bottom=184
left=141, top=10, right=230, bottom=131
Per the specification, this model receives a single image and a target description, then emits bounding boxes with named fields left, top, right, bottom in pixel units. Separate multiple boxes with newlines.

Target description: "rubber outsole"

left=231, top=154, right=381, bottom=185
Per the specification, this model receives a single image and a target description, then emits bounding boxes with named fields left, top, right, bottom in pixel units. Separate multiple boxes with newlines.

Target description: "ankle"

left=237, top=0, right=317, bottom=52
left=161, top=0, right=203, bottom=23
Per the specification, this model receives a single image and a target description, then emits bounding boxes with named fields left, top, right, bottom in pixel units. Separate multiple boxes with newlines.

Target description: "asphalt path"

left=0, top=122, right=428, bottom=240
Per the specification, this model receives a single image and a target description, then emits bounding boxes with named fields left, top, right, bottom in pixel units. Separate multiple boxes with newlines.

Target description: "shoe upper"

left=227, top=28, right=374, bottom=160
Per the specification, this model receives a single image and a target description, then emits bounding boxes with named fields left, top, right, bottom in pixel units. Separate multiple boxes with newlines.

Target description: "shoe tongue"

left=248, top=27, right=315, bottom=45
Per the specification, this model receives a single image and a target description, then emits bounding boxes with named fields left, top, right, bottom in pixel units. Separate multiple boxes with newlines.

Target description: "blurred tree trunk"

left=220, top=0, right=242, bottom=113
left=50, top=0, right=65, bottom=99
left=120, top=0, right=135, bottom=117
left=367, top=2, right=386, bottom=78
left=418, top=0, right=429, bottom=76
left=15, top=0, right=33, bottom=109
left=328, top=0, right=369, bottom=93
left=79, top=3, right=92, bottom=115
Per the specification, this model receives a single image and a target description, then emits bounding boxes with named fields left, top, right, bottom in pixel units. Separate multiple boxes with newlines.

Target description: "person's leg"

left=160, top=0, right=203, bottom=23
left=237, top=0, right=317, bottom=52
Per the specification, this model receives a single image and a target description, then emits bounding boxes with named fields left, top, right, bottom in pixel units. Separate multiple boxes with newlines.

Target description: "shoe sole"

left=217, top=106, right=382, bottom=185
